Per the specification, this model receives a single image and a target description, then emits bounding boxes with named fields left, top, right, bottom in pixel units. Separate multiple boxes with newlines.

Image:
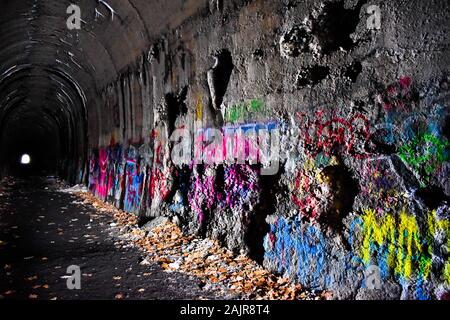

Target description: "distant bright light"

left=20, top=154, right=31, bottom=165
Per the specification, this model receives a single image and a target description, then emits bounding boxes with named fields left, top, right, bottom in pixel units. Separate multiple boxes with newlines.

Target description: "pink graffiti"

left=96, top=149, right=108, bottom=200
left=188, top=167, right=216, bottom=224
left=223, top=164, right=260, bottom=212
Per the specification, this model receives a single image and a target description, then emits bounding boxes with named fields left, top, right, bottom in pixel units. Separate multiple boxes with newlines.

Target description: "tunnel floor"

left=0, top=177, right=231, bottom=300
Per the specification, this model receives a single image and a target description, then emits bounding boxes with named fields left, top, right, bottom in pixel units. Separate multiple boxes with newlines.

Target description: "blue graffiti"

left=265, top=217, right=327, bottom=289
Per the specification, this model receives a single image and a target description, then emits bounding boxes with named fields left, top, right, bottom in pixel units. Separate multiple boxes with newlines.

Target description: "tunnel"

left=0, top=0, right=449, bottom=301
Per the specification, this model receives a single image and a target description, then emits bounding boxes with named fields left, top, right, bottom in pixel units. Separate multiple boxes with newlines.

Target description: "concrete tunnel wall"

left=0, top=0, right=449, bottom=299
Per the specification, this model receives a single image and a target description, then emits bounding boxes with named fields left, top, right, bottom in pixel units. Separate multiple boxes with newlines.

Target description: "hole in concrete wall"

left=148, top=43, right=161, bottom=63
left=252, top=49, right=264, bottom=60
left=344, top=61, right=362, bottom=83
left=319, top=165, right=358, bottom=231
left=371, top=129, right=398, bottom=154
left=283, top=0, right=298, bottom=10
left=443, top=115, right=450, bottom=141
left=280, top=26, right=312, bottom=58
left=295, top=65, right=330, bottom=88
left=165, top=86, right=188, bottom=135
left=416, top=186, right=449, bottom=210
left=245, top=169, right=284, bottom=264
left=215, top=164, right=225, bottom=197
left=207, top=49, right=234, bottom=112
left=312, top=0, right=366, bottom=54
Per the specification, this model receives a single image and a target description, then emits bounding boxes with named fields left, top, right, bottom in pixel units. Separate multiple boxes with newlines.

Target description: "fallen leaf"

left=114, top=293, right=124, bottom=300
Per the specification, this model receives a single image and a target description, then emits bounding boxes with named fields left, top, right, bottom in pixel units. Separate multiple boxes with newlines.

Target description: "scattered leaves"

left=77, top=191, right=330, bottom=300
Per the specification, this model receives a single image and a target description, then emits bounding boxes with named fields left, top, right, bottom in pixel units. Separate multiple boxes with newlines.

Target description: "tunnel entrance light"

left=20, top=154, right=31, bottom=165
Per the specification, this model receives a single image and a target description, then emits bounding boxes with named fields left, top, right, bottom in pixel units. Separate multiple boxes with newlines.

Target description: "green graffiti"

left=224, top=99, right=268, bottom=123
left=398, top=133, right=450, bottom=182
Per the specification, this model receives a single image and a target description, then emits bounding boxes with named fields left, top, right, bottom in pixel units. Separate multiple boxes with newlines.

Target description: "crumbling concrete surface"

left=1, top=0, right=449, bottom=300
left=84, top=0, right=450, bottom=300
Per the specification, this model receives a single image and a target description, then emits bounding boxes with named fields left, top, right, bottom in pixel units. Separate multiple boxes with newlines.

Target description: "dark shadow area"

left=416, top=185, right=449, bottom=209
left=319, top=165, right=359, bottom=231
left=246, top=168, right=284, bottom=264
left=312, top=0, right=367, bottom=54
left=0, top=114, right=60, bottom=178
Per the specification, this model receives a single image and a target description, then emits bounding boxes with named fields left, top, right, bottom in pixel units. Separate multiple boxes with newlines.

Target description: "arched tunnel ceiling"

left=0, top=0, right=208, bottom=103
left=0, top=0, right=208, bottom=179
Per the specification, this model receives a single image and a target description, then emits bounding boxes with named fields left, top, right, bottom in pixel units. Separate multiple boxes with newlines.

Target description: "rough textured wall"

left=86, top=0, right=450, bottom=300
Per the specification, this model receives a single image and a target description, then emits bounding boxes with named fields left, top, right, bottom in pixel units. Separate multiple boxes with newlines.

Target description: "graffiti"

left=445, top=262, right=450, bottom=285
left=195, top=96, right=203, bottom=122
left=224, top=99, right=269, bottom=123
left=186, top=164, right=261, bottom=222
left=123, top=147, right=144, bottom=213
left=193, top=121, right=279, bottom=168
left=113, top=157, right=125, bottom=208
left=359, top=157, right=403, bottom=212
left=296, top=111, right=372, bottom=159
left=398, top=133, right=450, bottom=183
left=356, top=208, right=449, bottom=284
left=378, top=76, right=413, bottom=114
left=149, top=126, right=173, bottom=215
left=375, top=76, right=414, bottom=144
left=290, top=156, right=358, bottom=227
left=223, top=164, right=260, bottom=212
left=97, top=148, right=108, bottom=200
left=264, top=216, right=363, bottom=289
left=291, top=167, right=322, bottom=220
left=264, top=217, right=327, bottom=288
left=106, top=144, right=123, bottom=204
left=188, top=166, right=217, bottom=225
left=85, top=76, right=450, bottom=298
left=149, top=166, right=171, bottom=204
left=88, top=151, right=99, bottom=194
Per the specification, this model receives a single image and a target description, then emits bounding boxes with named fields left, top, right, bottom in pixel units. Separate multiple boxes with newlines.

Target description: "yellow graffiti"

left=196, top=96, right=203, bottom=122
left=445, top=261, right=450, bottom=285
left=360, top=208, right=449, bottom=280
left=396, top=211, right=423, bottom=278
left=426, top=209, right=449, bottom=238
left=361, top=208, right=396, bottom=269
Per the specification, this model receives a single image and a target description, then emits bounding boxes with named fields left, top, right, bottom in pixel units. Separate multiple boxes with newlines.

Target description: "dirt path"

left=0, top=177, right=231, bottom=300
